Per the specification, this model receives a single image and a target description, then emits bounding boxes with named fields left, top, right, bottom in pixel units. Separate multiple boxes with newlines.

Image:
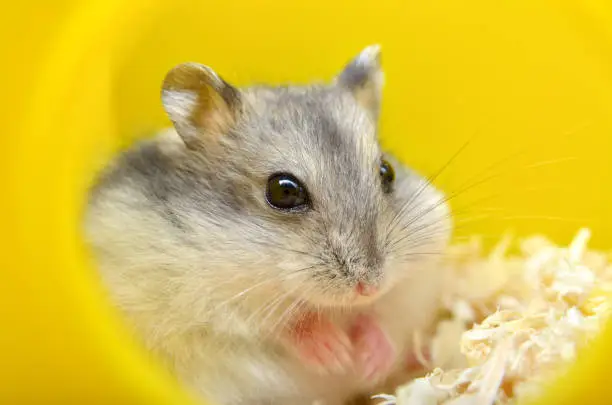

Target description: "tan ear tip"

left=162, top=62, right=223, bottom=92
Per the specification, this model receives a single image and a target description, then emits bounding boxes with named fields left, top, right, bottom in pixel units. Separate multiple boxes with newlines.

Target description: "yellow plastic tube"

left=2, top=0, right=612, bottom=404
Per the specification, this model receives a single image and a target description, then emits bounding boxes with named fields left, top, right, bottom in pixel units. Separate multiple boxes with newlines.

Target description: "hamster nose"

left=356, top=282, right=378, bottom=297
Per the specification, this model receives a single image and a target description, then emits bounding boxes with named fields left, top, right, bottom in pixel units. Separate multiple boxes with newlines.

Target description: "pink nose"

left=356, top=282, right=378, bottom=297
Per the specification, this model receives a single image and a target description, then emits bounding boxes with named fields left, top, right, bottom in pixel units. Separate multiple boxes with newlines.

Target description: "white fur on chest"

left=160, top=265, right=443, bottom=405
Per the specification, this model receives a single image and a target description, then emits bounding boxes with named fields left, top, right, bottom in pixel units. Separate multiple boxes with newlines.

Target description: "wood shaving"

left=375, top=228, right=612, bottom=405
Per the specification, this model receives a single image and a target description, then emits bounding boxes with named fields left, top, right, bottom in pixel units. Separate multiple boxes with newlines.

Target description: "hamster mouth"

left=355, top=281, right=378, bottom=297
left=305, top=289, right=382, bottom=308
left=349, top=293, right=381, bottom=306
left=296, top=279, right=386, bottom=308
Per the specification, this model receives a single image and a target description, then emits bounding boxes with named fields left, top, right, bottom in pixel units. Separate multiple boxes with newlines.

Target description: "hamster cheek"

left=283, top=312, right=354, bottom=375
left=349, top=314, right=396, bottom=383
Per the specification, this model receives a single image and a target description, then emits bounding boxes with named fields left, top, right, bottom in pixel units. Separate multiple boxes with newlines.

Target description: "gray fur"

left=84, top=46, right=451, bottom=405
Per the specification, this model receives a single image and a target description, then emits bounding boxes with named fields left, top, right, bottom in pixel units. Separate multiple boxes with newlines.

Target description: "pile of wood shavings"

left=375, top=228, right=612, bottom=405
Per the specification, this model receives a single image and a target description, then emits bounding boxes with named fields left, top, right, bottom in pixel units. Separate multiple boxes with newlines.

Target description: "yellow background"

left=2, top=0, right=611, bottom=404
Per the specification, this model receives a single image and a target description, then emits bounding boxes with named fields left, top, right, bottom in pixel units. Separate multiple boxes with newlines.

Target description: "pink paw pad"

left=350, top=314, right=396, bottom=383
left=288, top=313, right=353, bottom=375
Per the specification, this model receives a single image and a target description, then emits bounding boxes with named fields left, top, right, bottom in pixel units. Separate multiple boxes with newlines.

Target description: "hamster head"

left=87, top=46, right=451, bottom=328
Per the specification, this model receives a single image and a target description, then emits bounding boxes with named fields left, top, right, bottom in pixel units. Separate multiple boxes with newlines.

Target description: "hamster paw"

left=350, top=314, right=396, bottom=383
left=288, top=312, right=353, bottom=375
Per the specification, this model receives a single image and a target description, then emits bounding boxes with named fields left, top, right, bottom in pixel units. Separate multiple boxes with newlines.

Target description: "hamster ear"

left=161, top=63, right=241, bottom=146
left=336, top=45, right=384, bottom=120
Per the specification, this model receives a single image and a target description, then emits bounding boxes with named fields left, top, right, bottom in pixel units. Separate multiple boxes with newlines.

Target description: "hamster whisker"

left=212, top=277, right=281, bottom=311
left=386, top=137, right=474, bottom=237
left=390, top=214, right=493, bottom=253
left=449, top=154, right=579, bottom=203
left=249, top=266, right=325, bottom=327
left=388, top=208, right=591, bottom=261
left=247, top=287, right=301, bottom=328
left=429, top=117, right=589, bottom=195
left=405, top=214, right=487, bottom=246
left=245, top=238, right=324, bottom=262
left=391, top=236, right=448, bottom=256
left=450, top=183, right=588, bottom=210
left=284, top=263, right=326, bottom=276
left=425, top=187, right=591, bottom=231
left=237, top=263, right=328, bottom=323
left=386, top=152, right=578, bottom=252
left=455, top=214, right=591, bottom=224
left=389, top=144, right=579, bottom=242
left=396, top=251, right=445, bottom=258
left=495, top=215, right=590, bottom=222
left=391, top=252, right=446, bottom=266
left=266, top=288, right=315, bottom=340
left=387, top=232, right=450, bottom=259
left=389, top=230, right=448, bottom=253
left=395, top=181, right=585, bottom=249
left=450, top=204, right=503, bottom=220
left=209, top=265, right=323, bottom=317
left=203, top=269, right=273, bottom=297
left=256, top=284, right=313, bottom=332
left=386, top=213, right=449, bottom=252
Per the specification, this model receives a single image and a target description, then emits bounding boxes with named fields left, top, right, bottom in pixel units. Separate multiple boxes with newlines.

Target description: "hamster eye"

left=380, top=159, right=395, bottom=193
left=265, top=173, right=310, bottom=211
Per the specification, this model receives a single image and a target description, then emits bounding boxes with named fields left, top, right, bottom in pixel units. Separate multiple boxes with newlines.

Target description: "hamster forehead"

left=238, top=85, right=382, bottom=205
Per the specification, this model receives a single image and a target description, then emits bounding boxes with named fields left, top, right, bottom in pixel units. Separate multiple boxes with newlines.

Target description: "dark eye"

left=379, top=159, right=395, bottom=193
left=265, top=173, right=310, bottom=211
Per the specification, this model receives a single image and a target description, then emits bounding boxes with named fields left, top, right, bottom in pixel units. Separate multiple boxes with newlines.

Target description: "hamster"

left=84, top=45, right=452, bottom=405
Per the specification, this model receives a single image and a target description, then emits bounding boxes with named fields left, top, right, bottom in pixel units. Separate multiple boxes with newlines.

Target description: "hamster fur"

left=84, top=45, right=452, bottom=405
